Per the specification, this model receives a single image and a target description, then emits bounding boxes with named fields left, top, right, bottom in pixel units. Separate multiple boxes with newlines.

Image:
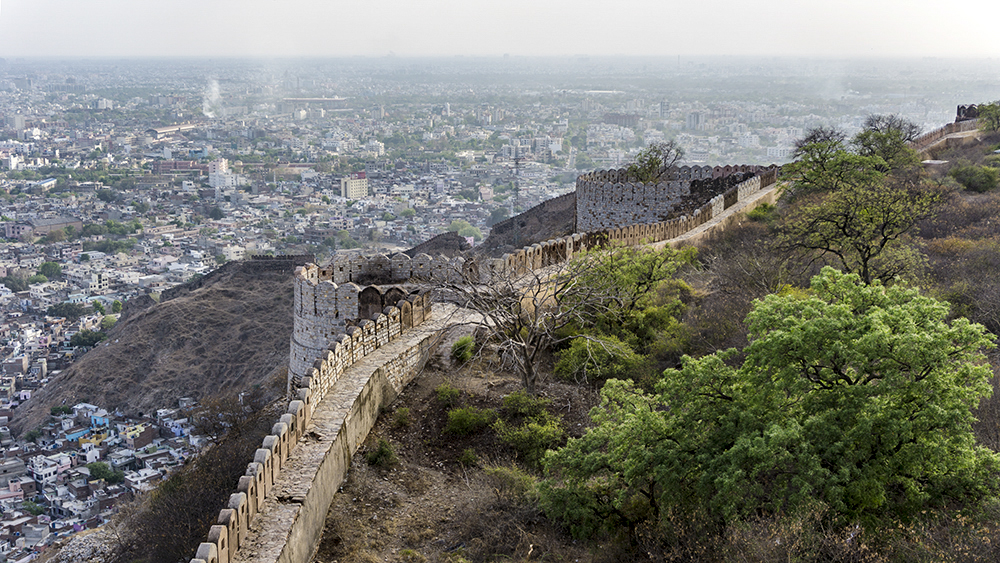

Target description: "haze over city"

left=1, top=0, right=1000, bottom=58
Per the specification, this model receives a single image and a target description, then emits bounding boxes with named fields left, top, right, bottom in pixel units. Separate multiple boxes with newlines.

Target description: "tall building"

left=341, top=172, right=368, bottom=199
left=686, top=111, right=706, bottom=131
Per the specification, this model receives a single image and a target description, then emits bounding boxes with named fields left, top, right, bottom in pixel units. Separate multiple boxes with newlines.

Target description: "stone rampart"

left=289, top=267, right=433, bottom=388
left=575, top=164, right=776, bottom=232
left=188, top=274, right=438, bottom=563
left=911, top=119, right=980, bottom=152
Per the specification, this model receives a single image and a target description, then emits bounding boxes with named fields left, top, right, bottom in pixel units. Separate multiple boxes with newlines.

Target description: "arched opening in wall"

left=359, top=286, right=385, bottom=320
left=384, top=287, right=408, bottom=309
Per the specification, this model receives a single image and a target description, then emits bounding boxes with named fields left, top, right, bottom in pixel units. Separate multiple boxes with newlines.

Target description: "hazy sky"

left=1, top=0, right=998, bottom=59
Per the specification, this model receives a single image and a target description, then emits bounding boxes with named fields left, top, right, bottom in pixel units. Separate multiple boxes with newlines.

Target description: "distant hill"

left=11, top=262, right=295, bottom=436
left=472, top=192, right=577, bottom=259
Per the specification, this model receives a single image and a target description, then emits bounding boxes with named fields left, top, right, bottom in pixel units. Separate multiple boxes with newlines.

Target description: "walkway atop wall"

left=234, top=303, right=481, bottom=563
left=651, top=176, right=781, bottom=250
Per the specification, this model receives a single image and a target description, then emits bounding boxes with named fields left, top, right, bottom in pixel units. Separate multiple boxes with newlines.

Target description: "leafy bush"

left=445, top=407, right=494, bottom=436
left=554, top=335, right=642, bottom=385
left=458, top=448, right=478, bottom=467
left=500, top=390, right=551, bottom=421
left=451, top=335, right=475, bottom=364
left=483, top=465, right=538, bottom=504
left=435, top=383, right=460, bottom=408
left=393, top=407, right=411, bottom=428
left=365, top=439, right=397, bottom=468
left=493, top=417, right=564, bottom=469
left=950, top=163, right=999, bottom=193
left=398, top=549, right=426, bottom=563
left=746, top=202, right=779, bottom=223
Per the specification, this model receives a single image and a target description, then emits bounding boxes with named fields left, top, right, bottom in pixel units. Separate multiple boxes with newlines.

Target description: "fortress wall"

left=575, top=165, right=776, bottom=232
left=190, top=164, right=781, bottom=563
left=911, top=118, right=980, bottom=152
left=190, top=275, right=436, bottom=563
left=288, top=266, right=435, bottom=387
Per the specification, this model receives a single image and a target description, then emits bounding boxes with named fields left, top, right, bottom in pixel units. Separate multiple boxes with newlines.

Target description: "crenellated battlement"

left=288, top=265, right=434, bottom=388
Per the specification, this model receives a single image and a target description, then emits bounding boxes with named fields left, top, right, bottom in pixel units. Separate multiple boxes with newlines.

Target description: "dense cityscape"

left=0, top=55, right=998, bottom=559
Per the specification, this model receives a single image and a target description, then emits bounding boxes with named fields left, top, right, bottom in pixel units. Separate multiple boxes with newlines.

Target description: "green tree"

left=781, top=148, right=887, bottom=196
left=38, top=262, right=62, bottom=279
left=71, top=329, right=106, bottom=348
left=100, top=316, right=116, bottom=330
left=22, top=500, right=46, bottom=516
left=2, top=276, right=27, bottom=292
left=27, top=274, right=48, bottom=285
left=87, top=461, right=124, bottom=484
left=208, top=207, right=225, bottom=220
left=780, top=180, right=937, bottom=285
left=852, top=114, right=922, bottom=172
left=450, top=244, right=692, bottom=393
left=488, top=207, right=509, bottom=226
left=112, top=300, right=123, bottom=314
left=542, top=268, right=999, bottom=536
left=96, top=189, right=116, bottom=203
left=447, top=219, right=482, bottom=240
left=92, top=301, right=105, bottom=315
left=977, top=101, right=1000, bottom=132
left=42, top=229, right=66, bottom=243
left=47, top=302, right=88, bottom=321
left=399, top=208, right=416, bottom=219
left=626, top=141, right=684, bottom=182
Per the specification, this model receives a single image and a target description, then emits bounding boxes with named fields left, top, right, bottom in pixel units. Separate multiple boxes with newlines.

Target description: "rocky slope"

left=11, top=262, right=295, bottom=435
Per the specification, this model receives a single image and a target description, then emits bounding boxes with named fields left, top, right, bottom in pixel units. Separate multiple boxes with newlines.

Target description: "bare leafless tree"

left=448, top=244, right=694, bottom=393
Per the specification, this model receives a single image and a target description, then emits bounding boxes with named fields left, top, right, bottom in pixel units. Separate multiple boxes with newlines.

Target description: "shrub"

left=435, top=383, right=460, bottom=408
left=483, top=465, right=538, bottom=504
left=445, top=407, right=495, bottom=436
left=458, top=448, right=478, bottom=467
left=746, top=202, right=779, bottom=223
left=950, top=163, right=999, bottom=193
left=365, top=439, right=397, bottom=468
left=493, top=417, right=565, bottom=469
left=500, top=390, right=551, bottom=421
left=398, top=549, right=427, bottom=563
left=393, top=407, right=411, bottom=428
left=451, top=335, right=475, bottom=364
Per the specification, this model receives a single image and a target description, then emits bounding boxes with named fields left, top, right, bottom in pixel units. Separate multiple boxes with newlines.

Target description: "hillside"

left=11, top=262, right=295, bottom=436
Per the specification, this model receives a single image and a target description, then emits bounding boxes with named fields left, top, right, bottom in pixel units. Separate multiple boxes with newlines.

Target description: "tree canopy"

left=542, top=268, right=999, bottom=537
left=780, top=179, right=937, bottom=284
left=978, top=101, right=1000, bottom=133
left=626, top=141, right=684, bottom=183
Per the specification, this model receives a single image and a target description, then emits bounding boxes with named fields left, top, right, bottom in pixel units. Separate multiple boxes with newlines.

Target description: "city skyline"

left=1, top=0, right=999, bottom=59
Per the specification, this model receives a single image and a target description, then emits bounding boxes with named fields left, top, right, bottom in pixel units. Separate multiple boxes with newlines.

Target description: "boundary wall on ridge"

left=188, top=266, right=435, bottom=563
left=911, top=118, right=980, bottom=153
left=575, top=164, right=776, bottom=232
left=187, top=164, right=780, bottom=563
